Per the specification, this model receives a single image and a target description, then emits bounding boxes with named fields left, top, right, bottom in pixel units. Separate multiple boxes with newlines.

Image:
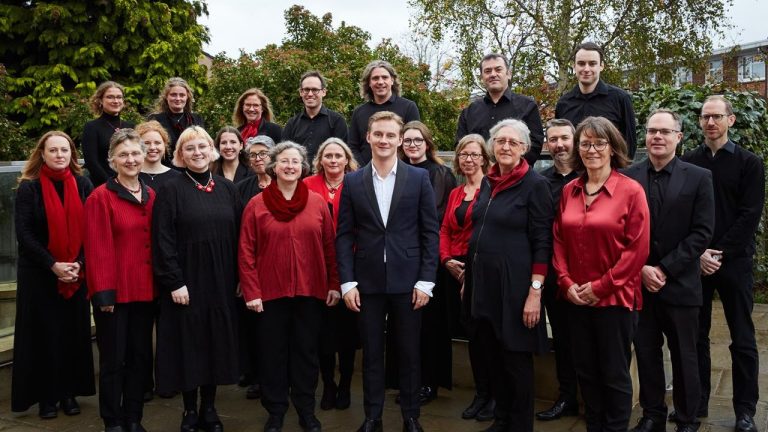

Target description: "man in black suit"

left=625, top=109, right=715, bottom=432
left=336, top=111, right=440, bottom=432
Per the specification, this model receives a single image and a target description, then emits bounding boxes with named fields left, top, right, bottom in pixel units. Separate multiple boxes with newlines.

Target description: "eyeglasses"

left=248, top=151, right=269, bottom=160
left=646, top=128, right=680, bottom=136
left=104, top=95, right=124, bottom=101
left=699, top=114, right=727, bottom=122
left=578, top=140, right=609, bottom=151
left=300, top=88, right=324, bottom=95
left=457, top=152, right=482, bottom=160
left=493, top=138, right=525, bottom=148
left=403, top=138, right=425, bottom=147
left=243, top=103, right=262, bottom=109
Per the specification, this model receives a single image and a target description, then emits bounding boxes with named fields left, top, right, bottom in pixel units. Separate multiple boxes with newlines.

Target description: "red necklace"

left=185, top=171, right=215, bottom=193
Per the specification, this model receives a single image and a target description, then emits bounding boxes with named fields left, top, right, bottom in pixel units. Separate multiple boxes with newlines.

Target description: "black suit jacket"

left=336, top=160, right=440, bottom=295
left=624, top=158, right=715, bottom=306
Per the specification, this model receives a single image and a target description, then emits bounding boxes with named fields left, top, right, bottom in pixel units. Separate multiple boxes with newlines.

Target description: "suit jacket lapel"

left=387, top=160, right=409, bottom=225
left=362, top=163, right=385, bottom=228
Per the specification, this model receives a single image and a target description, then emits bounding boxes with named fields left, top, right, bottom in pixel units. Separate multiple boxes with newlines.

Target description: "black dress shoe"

left=38, top=401, right=58, bottom=419
left=320, top=382, right=337, bottom=410
left=475, top=399, right=496, bottom=422
left=535, top=399, right=578, bottom=421
left=143, top=390, right=154, bottom=402
left=246, top=384, right=261, bottom=400
left=263, top=414, right=283, bottom=432
left=127, top=423, right=148, bottom=432
left=198, top=407, right=224, bottom=432
left=402, top=417, right=424, bottom=432
left=356, top=418, right=383, bottom=432
left=668, top=408, right=708, bottom=422
left=462, top=395, right=489, bottom=419
left=157, top=390, right=179, bottom=399
left=481, top=419, right=509, bottom=432
left=180, top=410, right=199, bottom=432
left=60, top=397, right=81, bottom=415
left=735, top=414, right=757, bottom=432
left=418, top=386, right=437, bottom=405
left=105, top=426, right=126, bottom=432
left=335, top=387, right=351, bottom=410
left=299, top=415, right=322, bottom=432
left=630, top=416, right=665, bottom=432
left=674, top=423, right=700, bottom=432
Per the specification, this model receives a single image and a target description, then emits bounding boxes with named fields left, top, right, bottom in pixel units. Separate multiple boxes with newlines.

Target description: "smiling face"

left=217, top=132, right=243, bottom=162
left=574, top=49, right=604, bottom=90
left=166, top=85, right=189, bottom=114
left=480, top=57, right=510, bottom=95
left=578, top=130, right=613, bottom=172
left=181, top=138, right=214, bottom=173
left=546, top=125, right=574, bottom=166
left=492, top=126, right=527, bottom=171
left=242, top=95, right=263, bottom=123
left=320, top=143, right=348, bottom=178
left=366, top=119, right=402, bottom=162
left=112, top=140, right=145, bottom=179
left=141, top=130, right=166, bottom=164
left=101, top=87, right=125, bottom=116
left=402, top=128, right=427, bottom=163
left=248, top=143, right=270, bottom=175
left=368, top=67, right=394, bottom=103
left=300, top=76, right=326, bottom=111
left=645, top=112, right=682, bottom=162
left=457, top=141, right=485, bottom=177
left=42, top=136, right=72, bottom=171
left=274, top=148, right=303, bottom=184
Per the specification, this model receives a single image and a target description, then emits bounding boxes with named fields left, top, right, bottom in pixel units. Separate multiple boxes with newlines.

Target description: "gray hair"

left=108, top=128, right=146, bottom=170
left=487, top=118, right=531, bottom=160
left=265, top=141, right=311, bottom=179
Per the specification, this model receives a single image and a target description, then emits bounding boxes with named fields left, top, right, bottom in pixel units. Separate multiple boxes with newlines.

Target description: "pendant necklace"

left=115, top=177, right=141, bottom=194
left=186, top=170, right=215, bottom=193
left=325, top=178, right=343, bottom=194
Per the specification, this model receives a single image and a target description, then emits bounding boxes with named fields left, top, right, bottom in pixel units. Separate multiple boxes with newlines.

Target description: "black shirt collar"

left=300, top=105, right=329, bottom=119
left=483, top=88, right=513, bottom=104
left=646, top=156, right=677, bottom=174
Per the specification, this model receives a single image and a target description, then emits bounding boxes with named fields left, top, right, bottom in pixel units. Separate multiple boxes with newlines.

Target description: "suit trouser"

left=635, top=295, right=700, bottom=424
left=93, top=302, right=154, bottom=426
left=258, top=296, right=323, bottom=419
left=569, top=305, right=637, bottom=432
left=360, top=293, right=421, bottom=420
left=542, top=276, right=578, bottom=404
left=697, top=257, right=759, bottom=416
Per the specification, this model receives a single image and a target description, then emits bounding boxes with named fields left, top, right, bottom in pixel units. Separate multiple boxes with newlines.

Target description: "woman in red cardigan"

left=552, top=117, right=650, bottom=432
left=84, top=128, right=156, bottom=432
left=239, top=141, right=340, bottom=432
left=440, top=134, right=495, bottom=422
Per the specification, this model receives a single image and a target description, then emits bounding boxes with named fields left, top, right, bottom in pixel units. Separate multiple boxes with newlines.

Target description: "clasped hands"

left=51, top=261, right=80, bottom=283
left=566, top=281, right=600, bottom=306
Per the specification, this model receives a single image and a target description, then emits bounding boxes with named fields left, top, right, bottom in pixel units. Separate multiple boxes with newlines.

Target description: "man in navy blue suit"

left=336, top=111, right=439, bottom=432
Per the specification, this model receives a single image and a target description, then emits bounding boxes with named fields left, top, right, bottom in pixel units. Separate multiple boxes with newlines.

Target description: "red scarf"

left=240, top=118, right=263, bottom=142
left=262, top=180, right=309, bottom=222
left=39, top=165, right=84, bottom=299
left=487, top=158, right=529, bottom=198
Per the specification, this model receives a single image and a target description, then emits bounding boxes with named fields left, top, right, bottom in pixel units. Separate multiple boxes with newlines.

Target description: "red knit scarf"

left=39, top=165, right=84, bottom=299
left=240, top=118, right=263, bottom=142
left=487, top=158, right=529, bottom=198
left=262, top=180, right=309, bottom=222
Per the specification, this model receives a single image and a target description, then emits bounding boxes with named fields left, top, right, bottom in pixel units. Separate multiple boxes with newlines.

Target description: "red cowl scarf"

left=262, top=180, right=309, bottom=222
left=240, top=118, right=263, bottom=142
left=487, top=158, right=530, bottom=198
left=40, top=164, right=84, bottom=299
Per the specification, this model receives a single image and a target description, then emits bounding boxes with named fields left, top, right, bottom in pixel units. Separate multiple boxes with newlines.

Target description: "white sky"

left=200, top=0, right=768, bottom=58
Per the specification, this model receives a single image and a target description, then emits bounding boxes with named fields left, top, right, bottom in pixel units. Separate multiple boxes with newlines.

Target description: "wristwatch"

left=531, top=280, right=542, bottom=290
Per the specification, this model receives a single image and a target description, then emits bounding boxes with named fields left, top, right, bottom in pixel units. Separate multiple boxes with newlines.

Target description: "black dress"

left=146, top=111, right=205, bottom=156
left=139, top=169, right=181, bottom=194
left=12, top=176, right=96, bottom=412
left=82, top=113, right=135, bottom=186
left=152, top=170, right=241, bottom=392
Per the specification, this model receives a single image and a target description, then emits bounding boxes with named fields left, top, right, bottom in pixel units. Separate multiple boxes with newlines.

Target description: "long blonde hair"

left=19, top=131, right=83, bottom=182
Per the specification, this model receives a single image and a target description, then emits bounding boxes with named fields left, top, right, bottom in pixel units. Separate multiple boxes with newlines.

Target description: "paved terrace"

left=1, top=302, right=767, bottom=431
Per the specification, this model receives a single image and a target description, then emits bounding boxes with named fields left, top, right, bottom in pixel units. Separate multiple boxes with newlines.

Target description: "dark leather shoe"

left=246, top=384, right=261, bottom=400
left=180, top=410, right=199, bottom=432
left=105, top=426, right=126, bottom=432
left=402, top=417, right=424, bottom=432
left=198, top=407, right=224, bottom=432
left=299, top=415, right=322, bottom=432
left=320, top=382, right=337, bottom=410
left=356, top=418, right=383, bottom=432
left=674, top=423, right=700, bottom=432
left=481, top=419, right=509, bottom=432
left=60, top=397, right=81, bottom=416
left=630, top=416, right=665, bottom=432
left=38, top=401, right=58, bottom=419
left=143, top=390, right=154, bottom=402
left=418, top=386, right=438, bottom=405
left=476, top=399, right=496, bottom=422
left=462, top=395, right=489, bottom=419
left=127, top=423, right=148, bottom=432
left=335, top=387, right=351, bottom=409
left=735, top=414, right=757, bottom=432
left=668, top=408, right=708, bottom=422
left=263, top=414, right=283, bottom=432
left=535, top=399, right=578, bottom=421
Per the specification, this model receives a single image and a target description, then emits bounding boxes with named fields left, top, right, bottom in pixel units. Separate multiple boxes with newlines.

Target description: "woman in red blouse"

left=552, top=116, right=650, bottom=432
left=85, top=129, right=156, bottom=432
left=304, top=137, right=360, bottom=411
left=239, top=141, right=341, bottom=432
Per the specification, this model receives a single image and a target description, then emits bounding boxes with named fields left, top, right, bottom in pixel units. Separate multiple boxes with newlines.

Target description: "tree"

left=0, top=0, right=210, bottom=134
left=409, top=0, right=733, bottom=111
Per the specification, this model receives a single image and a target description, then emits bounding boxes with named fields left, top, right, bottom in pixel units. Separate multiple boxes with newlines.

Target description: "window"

left=673, top=67, right=692, bottom=87
left=738, top=55, right=766, bottom=82
left=707, top=59, right=723, bottom=83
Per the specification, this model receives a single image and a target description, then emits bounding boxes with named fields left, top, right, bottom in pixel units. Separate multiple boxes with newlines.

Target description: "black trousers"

left=93, top=302, right=154, bottom=426
left=237, top=298, right=261, bottom=384
left=319, top=302, right=358, bottom=389
left=475, top=319, right=534, bottom=432
left=542, top=276, right=578, bottom=404
left=461, top=264, right=491, bottom=399
left=569, top=305, right=637, bottom=432
left=359, top=293, right=421, bottom=420
left=635, top=295, right=700, bottom=423
left=697, top=257, right=759, bottom=416
left=258, top=296, right=323, bottom=419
